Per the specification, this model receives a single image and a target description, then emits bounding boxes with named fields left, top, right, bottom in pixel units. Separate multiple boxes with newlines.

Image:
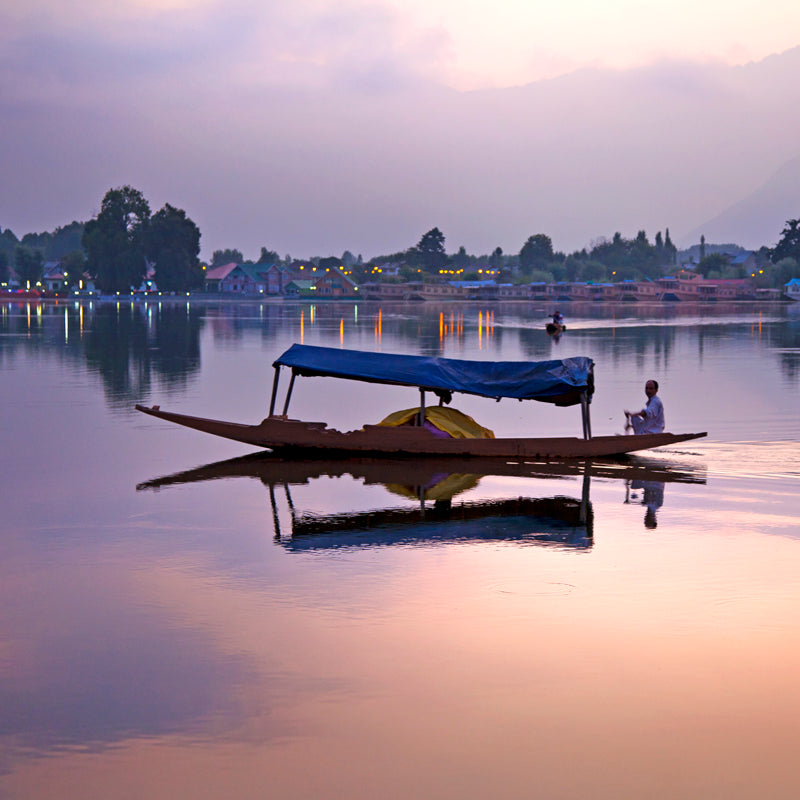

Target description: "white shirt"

left=633, top=394, right=665, bottom=434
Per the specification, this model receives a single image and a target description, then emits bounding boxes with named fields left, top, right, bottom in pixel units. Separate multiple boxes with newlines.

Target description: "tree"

left=0, top=227, right=19, bottom=264
left=257, top=247, right=280, bottom=264
left=519, top=234, right=553, bottom=273
left=577, top=259, right=608, bottom=282
left=663, top=228, right=677, bottom=266
left=211, top=248, right=244, bottom=267
left=60, top=249, right=87, bottom=287
left=772, top=219, right=800, bottom=265
left=318, top=256, right=341, bottom=271
left=490, top=246, right=504, bottom=270
left=771, top=257, right=799, bottom=288
left=451, top=246, right=470, bottom=269
left=145, top=204, right=203, bottom=292
left=14, top=246, right=44, bottom=286
left=414, top=228, right=448, bottom=274
left=589, top=230, right=661, bottom=280
left=83, top=186, right=150, bottom=292
left=0, top=250, right=9, bottom=283
left=697, top=252, right=729, bottom=277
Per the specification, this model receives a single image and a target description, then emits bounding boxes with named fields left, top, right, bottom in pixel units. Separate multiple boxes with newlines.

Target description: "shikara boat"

left=545, top=322, right=566, bottom=334
left=136, top=344, right=707, bottom=458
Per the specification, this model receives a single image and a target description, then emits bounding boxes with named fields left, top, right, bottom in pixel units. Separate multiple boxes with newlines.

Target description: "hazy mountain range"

left=2, top=46, right=799, bottom=258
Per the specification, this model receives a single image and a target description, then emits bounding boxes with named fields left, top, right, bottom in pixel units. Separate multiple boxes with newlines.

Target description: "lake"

left=2, top=298, right=800, bottom=799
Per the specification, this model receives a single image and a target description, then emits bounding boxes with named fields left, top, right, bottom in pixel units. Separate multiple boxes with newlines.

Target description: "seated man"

left=625, top=379, right=664, bottom=434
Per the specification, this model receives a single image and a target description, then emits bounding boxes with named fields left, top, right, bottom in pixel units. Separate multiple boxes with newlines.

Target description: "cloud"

left=0, top=0, right=450, bottom=108
left=1, top=1, right=799, bottom=259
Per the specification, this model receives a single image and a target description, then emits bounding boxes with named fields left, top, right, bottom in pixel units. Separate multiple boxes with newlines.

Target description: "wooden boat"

left=545, top=321, right=566, bottom=334
left=136, top=344, right=707, bottom=458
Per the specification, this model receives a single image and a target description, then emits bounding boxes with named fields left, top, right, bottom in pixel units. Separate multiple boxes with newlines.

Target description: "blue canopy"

left=274, top=344, right=594, bottom=406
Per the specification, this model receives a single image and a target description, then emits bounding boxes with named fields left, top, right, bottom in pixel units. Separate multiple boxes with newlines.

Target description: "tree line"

left=1, top=186, right=202, bottom=293
left=2, top=187, right=799, bottom=292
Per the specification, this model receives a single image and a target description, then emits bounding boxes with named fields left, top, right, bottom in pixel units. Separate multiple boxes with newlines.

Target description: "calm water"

left=2, top=298, right=800, bottom=799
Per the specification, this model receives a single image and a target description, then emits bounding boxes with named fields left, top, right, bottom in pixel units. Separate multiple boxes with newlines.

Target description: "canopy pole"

left=268, top=366, right=281, bottom=417
left=580, top=391, right=592, bottom=440
left=281, top=371, right=297, bottom=417
left=585, top=392, right=592, bottom=439
left=418, top=389, right=426, bottom=426
left=268, top=484, right=281, bottom=539
left=580, top=462, right=591, bottom=523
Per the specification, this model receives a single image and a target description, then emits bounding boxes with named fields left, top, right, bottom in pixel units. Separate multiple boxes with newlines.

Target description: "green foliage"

left=588, top=230, right=668, bottom=280
left=258, top=247, right=280, bottom=264
left=341, top=250, right=357, bottom=267
left=451, top=246, right=470, bottom=269
left=0, top=227, right=19, bottom=264
left=663, top=229, right=677, bottom=266
left=60, top=249, right=87, bottom=286
left=413, top=228, right=448, bottom=274
left=21, top=221, right=85, bottom=261
left=578, top=260, right=608, bottom=282
left=697, top=252, right=729, bottom=277
left=771, top=219, right=800, bottom=264
left=83, top=186, right=150, bottom=292
left=771, top=258, right=799, bottom=287
left=399, top=264, right=422, bottom=281
left=563, top=255, right=583, bottom=282
left=211, top=248, right=244, bottom=267
left=14, top=246, right=44, bottom=285
left=489, top=246, right=504, bottom=270
left=528, top=268, right=555, bottom=283
left=145, top=204, right=203, bottom=292
left=318, top=256, right=341, bottom=271
left=519, top=234, right=553, bottom=274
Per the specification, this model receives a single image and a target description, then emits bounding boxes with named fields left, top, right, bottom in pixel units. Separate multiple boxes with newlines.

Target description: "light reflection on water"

left=1, top=299, right=800, bottom=799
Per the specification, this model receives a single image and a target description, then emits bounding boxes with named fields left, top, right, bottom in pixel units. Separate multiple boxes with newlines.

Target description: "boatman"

left=551, top=310, right=564, bottom=326
left=624, top=379, right=665, bottom=434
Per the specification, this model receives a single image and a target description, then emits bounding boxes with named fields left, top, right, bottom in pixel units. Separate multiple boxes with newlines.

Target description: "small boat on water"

left=136, top=344, right=706, bottom=458
left=545, top=322, right=566, bottom=334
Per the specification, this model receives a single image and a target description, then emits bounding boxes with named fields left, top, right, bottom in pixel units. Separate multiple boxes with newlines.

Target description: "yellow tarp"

left=377, top=406, right=495, bottom=439
left=385, top=473, right=481, bottom=501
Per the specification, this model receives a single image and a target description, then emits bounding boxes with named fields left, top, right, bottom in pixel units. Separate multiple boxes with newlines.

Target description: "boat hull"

left=135, top=405, right=707, bottom=458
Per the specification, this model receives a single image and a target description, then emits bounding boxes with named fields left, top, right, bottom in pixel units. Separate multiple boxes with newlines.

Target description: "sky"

left=2, top=0, right=800, bottom=259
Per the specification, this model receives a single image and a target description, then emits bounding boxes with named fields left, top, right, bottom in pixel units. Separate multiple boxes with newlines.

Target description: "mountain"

left=682, top=157, right=800, bottom=250
left=3, top=45, right=800, bottom=257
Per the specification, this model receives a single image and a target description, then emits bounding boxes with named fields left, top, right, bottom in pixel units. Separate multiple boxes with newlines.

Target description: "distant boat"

left=137, top=344, right=707, bottom=459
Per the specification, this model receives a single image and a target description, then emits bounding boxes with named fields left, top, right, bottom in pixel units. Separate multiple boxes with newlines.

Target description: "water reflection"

left=625, top=479, right=665, bottom=528
left=138, top=454, right=706, bottom=548
left=5, top=299, right=800, bottom=799
left=1, top=300, right=798, bottom=412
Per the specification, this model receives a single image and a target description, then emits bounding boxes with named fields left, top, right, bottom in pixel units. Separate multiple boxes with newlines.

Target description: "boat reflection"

left=625, top=479, right=665, bottom=529
left=138, top=455, right=705, bottom=549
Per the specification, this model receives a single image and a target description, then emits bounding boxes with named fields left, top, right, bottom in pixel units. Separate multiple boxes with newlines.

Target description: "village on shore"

left=4, top=253, right=800, bottom=303
left=200, top=258, right=800, bottom=302
left=2, top=186, right=799, bottom=303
